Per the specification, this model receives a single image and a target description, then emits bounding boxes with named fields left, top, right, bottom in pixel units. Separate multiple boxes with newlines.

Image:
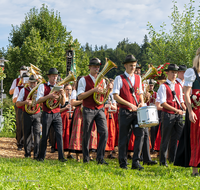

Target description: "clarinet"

left=108, top=96, right=112, bottom=119
left=67, top=92, right=73, bottom=119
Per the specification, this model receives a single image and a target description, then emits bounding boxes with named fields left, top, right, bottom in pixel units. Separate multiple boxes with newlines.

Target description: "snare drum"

left=137, top=106, right=159, bottom=128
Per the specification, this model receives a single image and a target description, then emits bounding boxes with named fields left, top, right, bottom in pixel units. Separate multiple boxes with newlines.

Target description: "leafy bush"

left=1, top=105, right=16, bottom=134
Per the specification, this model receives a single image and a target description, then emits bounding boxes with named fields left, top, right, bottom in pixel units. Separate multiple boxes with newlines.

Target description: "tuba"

left=24, top=63, right=46, bottom=114
left=25, top=78, right=46, bottom=114
left=46, top=71, right=76, bottom=109
left=93, top=58, right=117, bottom=105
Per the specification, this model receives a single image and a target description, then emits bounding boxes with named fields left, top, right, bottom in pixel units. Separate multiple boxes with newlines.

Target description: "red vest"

left=23, top=87, right=40, bottom=114
left=17, top=86, right=24, bottom=110
left=82, top=75, right=104, bottom=110
left=16, top=78, right=20, bottom=86
left=42, top=83, right=60, bottom=113
left=162, top=82, right=181, bottom=114
left=118, top=74, right=140, bottom=110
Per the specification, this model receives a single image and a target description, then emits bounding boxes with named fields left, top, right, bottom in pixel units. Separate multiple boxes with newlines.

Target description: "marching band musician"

left=104, top=79, right=117, bottom=159
left=176, top=65, right=187, bottom=88
left=36, top=68, right=66, bottom=162
left=9, top=66, right=27, bottom=95
left=113, top=55, right=145, bottom=170
left=69, top=77, right=97, bottom=162
left=158, top=64, right=186, bottom=167
left=16, top=75, right=41, bottom=159
left=77, top=58, right=108, bottom=165
left=145, top=79, right=159, bottom=153
left=13, top=72, right=29, bottom=151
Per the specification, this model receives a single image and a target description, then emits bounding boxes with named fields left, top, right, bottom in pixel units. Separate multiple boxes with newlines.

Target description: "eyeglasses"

left=65, top=89, right=72, bottom=91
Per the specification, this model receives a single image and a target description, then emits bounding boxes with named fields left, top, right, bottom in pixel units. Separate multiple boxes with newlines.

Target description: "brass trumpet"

left=46, top=71, right=76, bottom=109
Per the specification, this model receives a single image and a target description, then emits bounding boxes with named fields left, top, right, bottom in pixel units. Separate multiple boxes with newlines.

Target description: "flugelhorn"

left=93, top=58, right=117, bottom=105
left=46, top=71, right=76, bottom=109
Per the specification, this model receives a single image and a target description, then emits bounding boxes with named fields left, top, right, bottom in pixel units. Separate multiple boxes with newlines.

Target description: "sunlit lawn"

left=0, top=157, right=199, bottom=190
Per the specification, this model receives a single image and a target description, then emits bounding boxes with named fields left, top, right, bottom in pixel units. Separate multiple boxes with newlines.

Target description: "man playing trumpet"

left=36, top=68, right=66, bottom=162
left=113, top=55, right=145, bottom=170
left=16, top=75, right=41, bottom=159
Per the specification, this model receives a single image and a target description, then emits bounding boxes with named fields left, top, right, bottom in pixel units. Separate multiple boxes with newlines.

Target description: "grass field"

left=0, top=157, right=199, bottom=190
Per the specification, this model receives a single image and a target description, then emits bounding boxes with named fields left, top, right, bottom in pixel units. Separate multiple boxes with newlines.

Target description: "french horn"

left=46, top=71, right=76, bottom=109
left=93, top=58, right=117, bottom=105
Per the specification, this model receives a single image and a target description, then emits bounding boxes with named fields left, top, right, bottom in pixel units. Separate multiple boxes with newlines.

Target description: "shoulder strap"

left=123, top=74, right=138, bottom=106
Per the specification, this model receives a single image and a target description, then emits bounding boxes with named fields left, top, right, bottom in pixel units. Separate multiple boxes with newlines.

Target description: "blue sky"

left=0, top=0, right=199, bottom=50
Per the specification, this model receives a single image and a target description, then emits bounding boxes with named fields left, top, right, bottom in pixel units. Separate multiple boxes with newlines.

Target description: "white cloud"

left=0, top=0, right=200, bottom=49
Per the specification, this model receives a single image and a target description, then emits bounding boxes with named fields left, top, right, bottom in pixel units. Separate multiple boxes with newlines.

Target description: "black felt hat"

left=88, top=58, right=101, bottom=66
left=29, top=75, right=37, bottom=82
left=21, top=72, right=29, bottom=78
left=136, top=63, right=142, bottom=69
left=178, top=65, right=187, bottom=71
left=164, top=64, right=179, bottom=71
left=149, top=79, right=154, bottom=85
left=19, top=66, right=27, bottom=71
left=122, top=55, right=137, bottom=64
left=46, top=68, right=59, bottom=75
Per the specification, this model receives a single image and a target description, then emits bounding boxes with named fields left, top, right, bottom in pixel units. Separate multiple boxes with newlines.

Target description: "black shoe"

left=191, top=173, right=200, bottom=177
left=160, top=162, right=168, bottom=167
left=150, top=149, right=156, bottom=154
left=97, top=159, right=109, bottom=165
left=38, top=158, right=44, bottom=162
left=67, top=155, right=75, bottom=159
left=131, top=162, right=144, bottom=170
left=50, top=148, right=55, bottom=153
left=120, top=165, right=128, bottom=169
left=107, top=154, right=115, bottom=159
left=59, top=158, right=67, bottom=162
left=17, top=147, right=22, bottom=151
left=127, top=154, right=132, bottom=160
left=143, top=160, right=157, bottom=165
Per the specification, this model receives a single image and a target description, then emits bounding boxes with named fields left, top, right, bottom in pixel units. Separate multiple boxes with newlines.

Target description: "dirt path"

left=0, top=137, right=158, bottom=160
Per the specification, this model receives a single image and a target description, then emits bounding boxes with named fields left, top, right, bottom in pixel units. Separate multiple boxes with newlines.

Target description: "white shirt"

left=12, top=86, right=20, bottom=100
left=158, top=79, right=184, bottom=105
left=71, top=90, right=77, bottom=100
left=107, top=92, right=116, bottom=104
left=112, top=71, right=143, bottom=95
left=156, top=89, right=161, bottom=103
left=10, top=79, right=17, bottom=91
left=17, top=87, right=32, bottom=102
left=176, top=78, right=184, bottom=87
left=184, top=68, right=200, bottom=87
left=77, top=74, right=106, bottom=96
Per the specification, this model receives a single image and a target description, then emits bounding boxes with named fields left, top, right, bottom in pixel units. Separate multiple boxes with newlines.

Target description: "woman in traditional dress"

left=174, top=47, right=200, bottom=176
left=55, top=83, right=73, bottom=159
left=104, top=79, right=117, bottom=159
left=68, top=77, right=97, bottom=162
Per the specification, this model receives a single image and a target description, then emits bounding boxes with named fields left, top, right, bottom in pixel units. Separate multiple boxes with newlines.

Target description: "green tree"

left=147, top=0, right=200, bottom=67
left=5, top=4, right=88, bottom=95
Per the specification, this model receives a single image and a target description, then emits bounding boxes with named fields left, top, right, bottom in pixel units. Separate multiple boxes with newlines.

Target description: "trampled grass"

left=0, top=157, right=199, bottom=190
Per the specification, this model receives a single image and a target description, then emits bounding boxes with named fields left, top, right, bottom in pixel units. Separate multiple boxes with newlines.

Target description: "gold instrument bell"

left=93, top=58, right=117, bottom=105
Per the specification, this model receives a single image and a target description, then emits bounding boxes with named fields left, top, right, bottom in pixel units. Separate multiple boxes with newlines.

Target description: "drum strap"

left=123, top=74, right=139, bottom=106
left=165, top=82, right=183, bottom=110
